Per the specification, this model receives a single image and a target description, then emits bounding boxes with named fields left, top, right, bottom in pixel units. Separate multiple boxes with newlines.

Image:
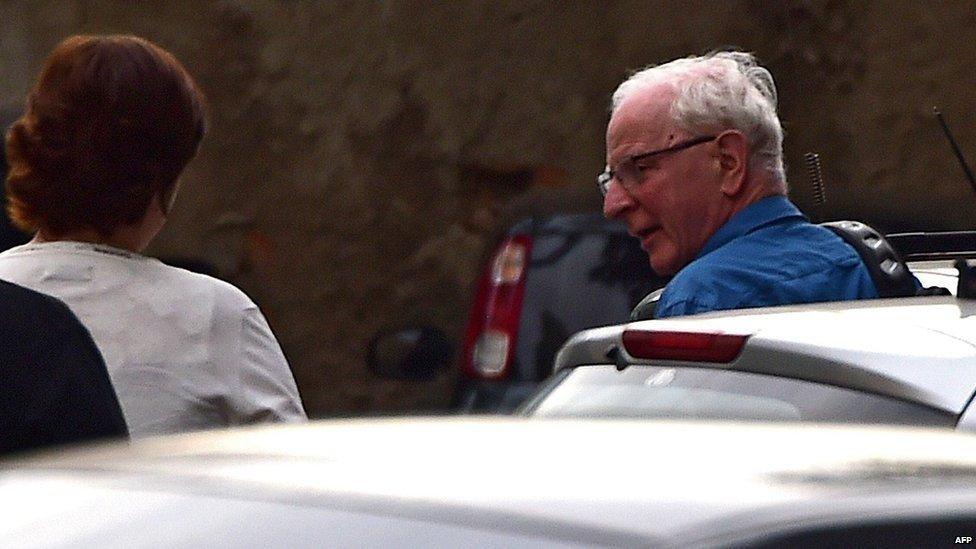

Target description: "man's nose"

left=602, top=180, right=634, bottom=219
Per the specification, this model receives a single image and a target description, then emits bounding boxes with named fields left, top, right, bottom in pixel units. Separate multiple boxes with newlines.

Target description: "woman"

left=0, top=35, right=306, bottom=436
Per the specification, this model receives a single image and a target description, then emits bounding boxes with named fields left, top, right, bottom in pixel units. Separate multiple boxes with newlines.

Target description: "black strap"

left=821, top=221, right=916, bottom=298
left=630, top=288, right=663, bottom=320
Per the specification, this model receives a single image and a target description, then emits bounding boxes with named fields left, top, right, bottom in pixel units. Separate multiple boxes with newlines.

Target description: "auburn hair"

left=5, top=35, right=207, bottom=235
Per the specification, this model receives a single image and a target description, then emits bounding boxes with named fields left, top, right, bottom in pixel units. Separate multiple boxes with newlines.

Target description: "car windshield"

left=521, top=365, right=956, bottom=427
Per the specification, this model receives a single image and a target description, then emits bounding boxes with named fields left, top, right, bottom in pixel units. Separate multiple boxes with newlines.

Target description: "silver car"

left=520, top=260, right=976, bottom=430
left=2, top=418, right=976, bottom=547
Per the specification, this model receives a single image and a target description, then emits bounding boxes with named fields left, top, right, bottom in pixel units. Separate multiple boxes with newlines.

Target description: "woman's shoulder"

left=149, top=260, right=258, bottom=310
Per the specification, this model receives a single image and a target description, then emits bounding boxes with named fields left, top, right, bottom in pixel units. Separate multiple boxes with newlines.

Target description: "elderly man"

left=600, top=51, right=878, bottom=319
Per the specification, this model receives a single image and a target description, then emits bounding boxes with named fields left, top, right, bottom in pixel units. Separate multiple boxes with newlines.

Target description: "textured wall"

left=1, top=1, right=974, bottom=415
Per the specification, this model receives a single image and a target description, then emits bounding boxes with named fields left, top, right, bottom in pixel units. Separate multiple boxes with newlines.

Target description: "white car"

left=518, top=255, right=976, bottom=430
left=2, top=418, right=976, bottom=547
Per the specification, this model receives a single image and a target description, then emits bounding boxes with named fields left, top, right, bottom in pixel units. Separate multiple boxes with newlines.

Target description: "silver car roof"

left=4, top=419, right=976, bottom=547
left=555, top=295, right=976, bottom=414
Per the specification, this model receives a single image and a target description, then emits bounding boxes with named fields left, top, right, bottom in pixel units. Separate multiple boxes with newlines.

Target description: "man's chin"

left=648, top=255, right=681, bottom=277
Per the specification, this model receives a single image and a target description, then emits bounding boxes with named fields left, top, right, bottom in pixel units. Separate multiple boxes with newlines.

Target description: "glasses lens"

left=597, top=168, right=611, bottom=197
left=616, top=158, right=639, bottom=191
left=597, top=159, right=638, bottom=197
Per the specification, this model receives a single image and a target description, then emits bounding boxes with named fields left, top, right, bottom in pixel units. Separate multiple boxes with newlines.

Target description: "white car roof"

left=4, top=419, right=976, bottom=546
left=555, top=295, right=976, bottom=414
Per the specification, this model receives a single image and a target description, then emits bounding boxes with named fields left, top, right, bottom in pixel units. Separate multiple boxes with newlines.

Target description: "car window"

left=515, top=231, right=662, bottom=379
left=523, top=365, right=956, bottom=427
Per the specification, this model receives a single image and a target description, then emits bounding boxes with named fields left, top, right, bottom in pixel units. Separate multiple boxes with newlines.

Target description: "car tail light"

left=460, top=235, right=533, bottom=379
left=621, top=329, right=749, bottom=363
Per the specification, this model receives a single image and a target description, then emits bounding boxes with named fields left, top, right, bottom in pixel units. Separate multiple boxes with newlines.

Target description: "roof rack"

left=886, top=231, right=976, bottom=261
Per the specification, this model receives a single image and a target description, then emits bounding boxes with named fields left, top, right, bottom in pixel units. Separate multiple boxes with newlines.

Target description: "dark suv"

left=369, top=212, right=665, bottom=412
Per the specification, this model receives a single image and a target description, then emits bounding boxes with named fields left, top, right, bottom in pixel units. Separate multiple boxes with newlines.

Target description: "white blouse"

left=0, top=241, right=307, bottom=436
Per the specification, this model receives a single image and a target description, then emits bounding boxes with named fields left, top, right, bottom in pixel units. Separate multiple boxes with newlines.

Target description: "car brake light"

left=460, top=235, right=533, bottom=380
left=621, top=330, right=749, bottom=363
left=491, top=240, right=527, bottom=284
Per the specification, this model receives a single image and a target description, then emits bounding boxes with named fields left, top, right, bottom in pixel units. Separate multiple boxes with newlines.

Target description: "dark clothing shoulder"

left=655, top=196, right=878, bottom=318
left=0, top=279, right=127, bottom=454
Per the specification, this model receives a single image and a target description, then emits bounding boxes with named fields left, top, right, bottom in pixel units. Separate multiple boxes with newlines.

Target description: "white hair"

left=611, top=51, right=786, bottom=187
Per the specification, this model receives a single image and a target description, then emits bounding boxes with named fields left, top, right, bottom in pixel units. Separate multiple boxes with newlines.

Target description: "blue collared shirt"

left=655, top=195, right=878, bottom=318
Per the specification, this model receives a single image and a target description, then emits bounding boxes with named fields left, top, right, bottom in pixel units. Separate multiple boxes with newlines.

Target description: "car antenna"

left=934, top=107, right=976, bottom=195
left=804, top=152, right=826, bottom=222
left=935, top=107, right=976, bottom=299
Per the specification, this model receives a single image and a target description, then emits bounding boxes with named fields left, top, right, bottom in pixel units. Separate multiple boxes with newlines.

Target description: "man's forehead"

left=607, top=84, right=675, bottom=145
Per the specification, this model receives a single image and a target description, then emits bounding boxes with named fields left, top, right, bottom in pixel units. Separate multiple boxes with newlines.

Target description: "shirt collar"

left=14, top=240, right=146, bottom=261
left=696, top=195, right=806, bottom=259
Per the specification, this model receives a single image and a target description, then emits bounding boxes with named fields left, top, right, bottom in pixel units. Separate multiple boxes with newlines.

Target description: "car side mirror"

left=367, top=326, right=454, bottom=381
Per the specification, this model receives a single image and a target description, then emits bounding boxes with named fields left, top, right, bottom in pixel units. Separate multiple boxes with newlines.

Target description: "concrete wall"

left=1, top=1, right=974, bottom=415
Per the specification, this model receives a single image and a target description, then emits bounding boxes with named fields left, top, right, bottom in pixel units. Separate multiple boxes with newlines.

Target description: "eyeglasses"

left=597, top=134, right=718, bottom=197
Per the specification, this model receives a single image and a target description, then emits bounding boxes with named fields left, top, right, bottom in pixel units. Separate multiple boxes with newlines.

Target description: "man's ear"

left=715, top=130, right=748, bottom=196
